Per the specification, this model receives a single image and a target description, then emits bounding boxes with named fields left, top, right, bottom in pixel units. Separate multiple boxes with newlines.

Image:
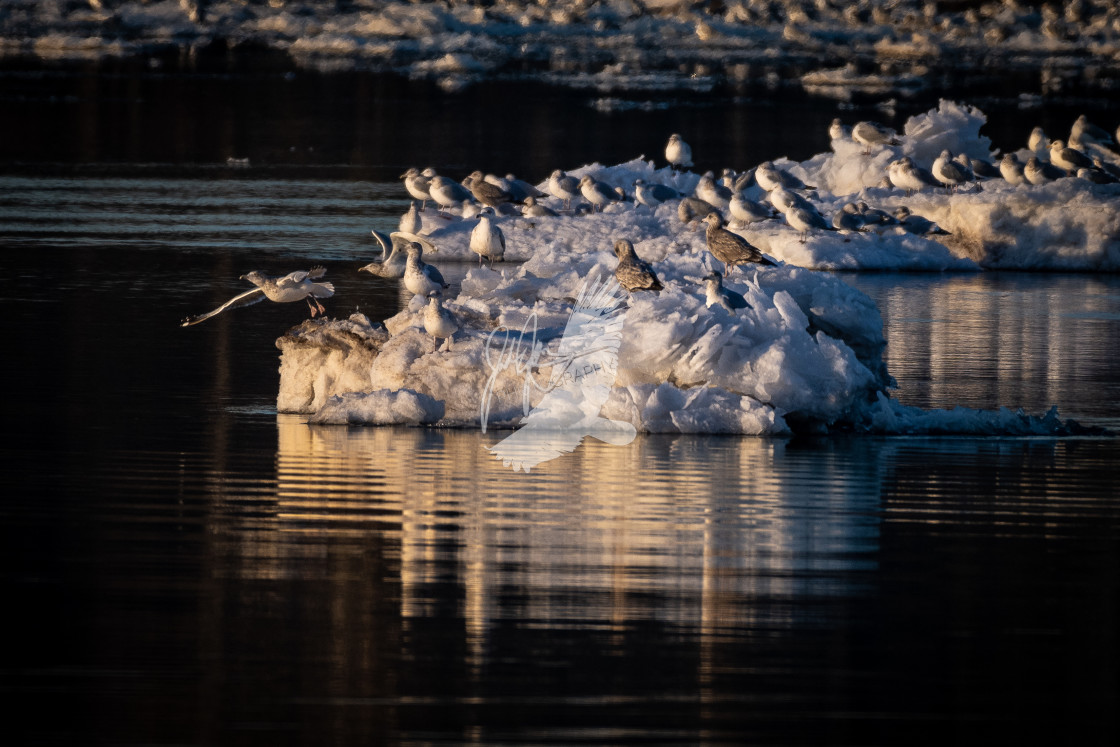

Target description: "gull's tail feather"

left=311, top=281, right=335, bottom=298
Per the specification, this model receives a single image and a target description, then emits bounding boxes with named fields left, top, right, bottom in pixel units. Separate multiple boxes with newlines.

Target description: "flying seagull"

left=181, top=267, right=334, bottom=326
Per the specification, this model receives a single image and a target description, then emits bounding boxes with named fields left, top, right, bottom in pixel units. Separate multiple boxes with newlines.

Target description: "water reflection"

left=848, top=273, right=1120, bottom=430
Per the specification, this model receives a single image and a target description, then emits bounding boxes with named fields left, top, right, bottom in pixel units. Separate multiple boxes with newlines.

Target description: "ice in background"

left=5, top=1, right=1120, bottom=99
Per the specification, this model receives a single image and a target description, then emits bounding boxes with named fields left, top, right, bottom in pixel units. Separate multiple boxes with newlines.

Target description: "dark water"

left=2, top=65, right=1120, bottom=745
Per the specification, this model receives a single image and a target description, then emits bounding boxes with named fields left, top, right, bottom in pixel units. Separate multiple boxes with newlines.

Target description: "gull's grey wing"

left=391, top=231, right=436, bottom=253
left=370, top=229, right=391, bottom=254
left=307, top=265, right=327, bottom=280
left=180, top=287, right=265, bottom=327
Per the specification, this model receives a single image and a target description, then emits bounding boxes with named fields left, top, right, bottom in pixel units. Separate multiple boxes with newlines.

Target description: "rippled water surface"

left=3, top=66, right=1120, bottom=744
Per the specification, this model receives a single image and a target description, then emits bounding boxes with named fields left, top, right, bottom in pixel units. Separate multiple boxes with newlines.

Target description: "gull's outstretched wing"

left=391, top=232, right=436, bottom=253
left=180, top=287, right=265, bottom=327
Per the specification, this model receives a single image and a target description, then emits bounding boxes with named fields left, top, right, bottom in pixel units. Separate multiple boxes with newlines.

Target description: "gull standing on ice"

left=401, top=167, right=434, bottom=210
left=893, top=206, right=949, bottom=236
left=1048, top=140, right=1094, bottom=174
left=404, top=242, right=449, bottom=296
left=832, top=203, right=866, bottom=232
left=829, top=118, right=851, bottom=141
left=613, top=239, right=663, bottom=293
left=428, top=175, right=473, bottom=214
left=1024, top=156, right=1066, bottom=185
left=503, top=173, right=544, bottom=202
left=1028, top=126, right=1050, bottom=155
left=767, top=185, right=814, bottom=215
left=888, top=157, right=940, bottom=194
left=180, top=267, right=334, bottom=326
left=424, top=290, right=458, bottom=352
left=1070, top=115, right=1116, bottom=149
left=932, top=150, right=973, bottom=190
left=466, top=170, right=513, bottom=207
left=470, top=207, right=506, bottom=267
left=579, top=175, right=621, bottom=212
left=999, top=153, right=1028, bottom=185
left=548, top=169, right=580, bottom=209
left=783, top=204, right=836, bottom=242
left=695, top=173, right=733, bottom=209
left=703, top=212, right=775, bottom=276
left=399, top=201, right=422, bottom=234
left=677, top=196, right=719, bottom=226
left=755, top=161, right=813, bottom=192
left=730, top=193, right=776, bottom=226
left=634, top=178, right=680, bottom=207
left=702, top=272, right=749, bottom=312
left=665, top=133, right=693, bottom=169
left=852, top=121, right=900, bottom=153
left=521, top=195, right=558, bottom=217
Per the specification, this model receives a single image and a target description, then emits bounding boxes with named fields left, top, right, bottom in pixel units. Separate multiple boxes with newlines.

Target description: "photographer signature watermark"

left=481, top=274, right=637, bottom=472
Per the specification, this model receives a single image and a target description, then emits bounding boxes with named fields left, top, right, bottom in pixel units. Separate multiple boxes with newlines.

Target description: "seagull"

left=702, top=212, right=775, bottom=276
left=428, top=175, right=473, bottom=214
left=755, top=161, right=813, bottom=192
left=893, top=206, right=949, bottom=235
left=404, top=242, right=449, bottom=296
left=968, top=157, right=1001, bottom=179
left=470, top=207, right=506, bottom=267
left=548, top=169, right=581, bottom=209
left=466, top=170, right=513, bottom=207
left=360, top=230, right=411, bottom=278
left=852, top=121, right=900, bottom=153
left=1024, top=156, right=1066, bottom=185
left=503, top=173, right=545, bottom=202
left=399, top=200, right=422, bottom=234
left=665, top=133, right=693, bottom=169
left=424, top=290, right=458, bottom=351
left=1028, top=126, right=1050, bottom=155
left=888, top=157, right=940, bottom=194
left=579, top=175, right=621, bottom=212
left=1000, top=153, right=1028, bottom=185
left=702, top=272, right=750, bottom=312
left=400, top=167, right=434, bottom=210
left=521, top=195, right=558, bottom=217
left=857, top=202, right=899, bottom=229
left=678, top=196, right=719, bottom=226
left=729, top=193, right=776, bottom=226
left=634, top=178, right=680, bottom=207
left=783, top=204, right=835, bottom=242
left=932, top=149, right=973, bottom=190
left=832, top=202, right=866, bottom=232
left=695, top=172, right=733, bottom=208
left=1048, top=140, right=1094, bottom=174
left=767, top=185, right=814, bottom=214
left=829, top=118, right=851, bottom=141
left=613, top=239, right=662, bottom=292
left=1078, top=167, right=1119, bottom=185
left=180, top=267, right=334, bottom=326
left=1070, top=114, right=1117, bottom=150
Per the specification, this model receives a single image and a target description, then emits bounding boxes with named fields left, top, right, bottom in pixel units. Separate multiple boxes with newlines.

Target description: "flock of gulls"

left=182, top=111, right=1120, bottom=352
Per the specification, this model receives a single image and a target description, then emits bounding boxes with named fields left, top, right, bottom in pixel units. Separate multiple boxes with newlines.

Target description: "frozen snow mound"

left=279, top=252, right=892, bottom=436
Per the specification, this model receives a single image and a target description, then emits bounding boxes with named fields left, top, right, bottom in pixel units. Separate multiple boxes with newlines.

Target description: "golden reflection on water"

left=266, top=415, right=878, bottom=645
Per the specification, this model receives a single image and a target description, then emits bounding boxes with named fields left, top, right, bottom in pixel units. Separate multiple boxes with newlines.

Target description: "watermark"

left=481, top=274, right=636, bottom=472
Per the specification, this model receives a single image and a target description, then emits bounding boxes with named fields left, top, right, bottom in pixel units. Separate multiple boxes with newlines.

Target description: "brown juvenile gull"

left=181, top=267, right=334, bottom=326
left=613, top=239, right=663, bottom=293
left=466, top=170, right=512, bottom=207
left=702, top=212, right=775, bottom=276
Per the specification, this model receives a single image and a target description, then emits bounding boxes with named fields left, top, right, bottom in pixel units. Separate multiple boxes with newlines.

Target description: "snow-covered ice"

left=7, top=2, right=1120, bottom=98
left=275, top=100, right=1113, bottom=438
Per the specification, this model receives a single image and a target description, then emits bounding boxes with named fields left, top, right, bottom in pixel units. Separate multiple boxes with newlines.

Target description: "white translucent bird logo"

left=485, top=274, right=636, bottom=472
